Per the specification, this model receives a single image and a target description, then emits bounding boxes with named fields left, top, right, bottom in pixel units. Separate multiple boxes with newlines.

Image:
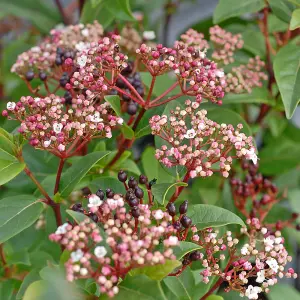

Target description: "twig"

left=54, top=0, right=70, bottom=25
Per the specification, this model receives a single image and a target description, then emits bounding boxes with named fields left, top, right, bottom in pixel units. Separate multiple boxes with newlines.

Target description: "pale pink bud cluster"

left=2, top=94, right=123, bottom=153
left=136, top=42, right=226, bottom=103
left=149, top=99, right=256, bottom=179
left=225, top=56, right=268, bottom=93
left=70, top=36, right=128, bottom=94
left=11, top=21, right=104, bottom=76
left=50, top=194, right=179, bottom=297
left=191, top=221, right=296, bottom=299
left=175, top=28, right=209, bottom=49
left=210, top=25, right=244, bottom=65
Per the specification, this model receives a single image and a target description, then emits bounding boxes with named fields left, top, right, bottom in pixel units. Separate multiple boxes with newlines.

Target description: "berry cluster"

left=2, top=94, right=123, bottom=154
left=149, top=99, right=257, bottom=179
left=113, top=62, right=144, bottom=115
left=231, top=161, right=299, bottom=230
left=50, top=172, right=188, bottom=297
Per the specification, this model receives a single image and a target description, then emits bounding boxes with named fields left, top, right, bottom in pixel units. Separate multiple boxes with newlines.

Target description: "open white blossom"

left=71, top=249, right=84, bottom=262
left=184, top=129, right=196, bottom=139
left=94, top=246, right=107, bottom=258
left=7, top=102, right=16, bottom=111
left=143, top=31, right=156, bottom=40
left=77, top=55, right=88, bottom=68
left=256, top=270, right=265, bottom=283
left=88, top=194, right=103, bottom=208
left=266, top=258, right=279, bottom=273
left=246, top=148, right=258, bottom=165
left=53, top=123, right=63, bottom=134
left=43, top=140, right=51, bottom=147
left=90, top=112, right=103, bottom=123
left=55, top=223, right=69, bottom=234
left=81, top=28, right=89, bottom=37
left=152, top=210, right=164, bottom=220
left=245, top=285, right=262, bottom=299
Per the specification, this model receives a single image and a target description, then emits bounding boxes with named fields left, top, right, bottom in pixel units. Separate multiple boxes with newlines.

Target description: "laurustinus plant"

left=0, top=1, right=300, bottom=299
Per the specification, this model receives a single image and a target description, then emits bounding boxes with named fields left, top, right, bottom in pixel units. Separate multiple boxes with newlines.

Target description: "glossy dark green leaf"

left=130, top=260, right=181, bottom=281
left=213, top=0, right=265, bottom=23
left=0, top=159, right=25, bottom=185
left=274, top=43, right=300, bottom=119
left=188, top=204, right=245, bottom=229
left=0, top=195, right=44, bottom=243
left=268, top=0, right=294, bottom=23
left=59, top=151, right=110, bottom=198
left=17, top=270, right=41, bottom=300
left=268, top=283, right=300, bottom=300
left=66, top=210, right=89, bottom=224
left=290, top=8, right=300, bottom=29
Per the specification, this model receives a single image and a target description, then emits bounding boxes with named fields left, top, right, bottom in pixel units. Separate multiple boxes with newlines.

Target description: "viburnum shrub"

left=0, top=1, right=300, bottom=299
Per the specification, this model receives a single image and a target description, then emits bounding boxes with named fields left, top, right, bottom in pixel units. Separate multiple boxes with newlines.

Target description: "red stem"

left=150, top=93, right=184, bottom=108
left=146, top=76, right=157, bottom=106
left=54, top=0, right=70, bottom=25
left=54, top=158, right=65, bottom=194
left=151, top=82, right=179, bottom=105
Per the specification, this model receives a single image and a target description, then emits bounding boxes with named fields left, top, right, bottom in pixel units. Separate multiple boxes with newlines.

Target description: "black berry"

left=128, top=176, right=138, bottom=188
left=128, top=197, right=139, bottom=207
left=167, top=203, right=176, bottom=216
left=127, top=101, right=138, bottom=115
left=181, top=216, right=192, bottom=228
left=179, top=200, right=188, bottom=215
left=189, top=251, right=201, bottom=261
left=106, top=188, right=114, bottom=198
left=96, top=189, right=105, bottom=200
left=131, top=207, right=140, bottom=218
left=118, top=170, right=128, bottom=182
left=64, top=91, right=73, bottom=105
left=134, top=187, right=144, bottom=199
left=25, top=70, right=35, bottom=81
left=39, top=72, right=47, bottom=81
left=89, top=212, right=98, bottom=223
left=72, top=203, right=84, bottom=213
left=139, top=175, right=148, bottom=184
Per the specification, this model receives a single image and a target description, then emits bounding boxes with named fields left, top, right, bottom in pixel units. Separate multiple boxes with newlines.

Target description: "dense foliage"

left=0, top=0, right=300, bottom=299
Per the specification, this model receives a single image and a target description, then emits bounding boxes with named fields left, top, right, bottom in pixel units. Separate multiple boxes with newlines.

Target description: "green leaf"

left=130, top=260, right=181, bottom=281
left=0, top=159, right=25, bottom=185
left=213, top=0, right=266, bottom=23
left=151, top=182, right=188, bottom=205
left=269, top=13, right=289, bottom=32
left=100, top=274, right=167, bottom=300
left=288, top=189, right=300, bottom=213
left=66, top=210, right=89, bottom=224
left=223, top=88, right=273, bottom=105
left=268, top=0, right=294, bottom=23
left=207, top=296, right=224, bottom=300
left=17, top=270, right=41, bottom=300
left=0, top=279, right=19, bottom=300
left=59, top=151, right=110, bottom=198
left=173, top=241, right=202, bottom=260
left=0, top=195, right=44, bottom=243
left=242, top=29, right=266, bottom=57
left=290, top=8, right=300, bottom=29
left=104, top=0, right=135, bottom=21
left=188, top=204, right=245, bottom=229
left=268, top=283, right=300, bottom=300
left=259, top=137, right=300, bottom=175
left=274, top=43, right=300, bottom=119
left=6, top=250, right=31, bottom=266
left=23, top=266, right=81, bottom=300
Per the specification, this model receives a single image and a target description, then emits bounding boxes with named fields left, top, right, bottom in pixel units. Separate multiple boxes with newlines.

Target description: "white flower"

left=75, top=41, right=90, bottom=51
left=34, top=97, right=41, bottom=103
left=167, top=236, right=178, bottom=246
left=81, top=28, right=89, bottom=37
left=6, top=102, right=16, bottom=111
left=94, top=246, right=107, bottom=258
left=90, top=112, right=103, bottom=123
left=256, top=270, right=265, bottom=283
left=241, top=245, right=248, bottom=255
left=184, top=129, right=196, bottom=139
left=264, top=236, right=274, bottom=252
left=55, top=223, right=69, bottom=234
left=198, top=123, right=205, bottom=130
left=58, top=144, right=65, bottom=152
left=77, top=55, right=87, bottom=68
left=246, top=148, right=258, bottom=165
left=266, top=258, right=279, bottom=273
left=43, top=140, right=51, bottom=147
left=71, top=249, right=84, bottom=262
left=117, top=118, right=124, bottom=125
left=53, top=123, right=63, bottom=133
left=153, top=209, right=164, bottom=220
left=143, top=31, right=156, bottom=40
left=245, top=285, right=262, bottom=299
left=88, top=194, right=103, bottom=208
left=215, top=70, right=224, bottom=78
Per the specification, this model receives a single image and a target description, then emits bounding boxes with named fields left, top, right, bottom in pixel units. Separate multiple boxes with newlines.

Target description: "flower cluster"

left=210, top=25, right=244, bottom=65
left=231, top=161, right=299, bottom=230
left=136, top=41, right=226, bottom=103
left=49, top=171, right=185, bottom=297
left=2, top=94, right=123, bottom=154
left=70, top=35, right=128, bottom=95
left=225, top=56, right=268, bottom=93
left=11, top=21, right=104, bottom=78
left=189, top=221, right=296, bottom=299
left=176, top=28, right=209, bottom=50
left=150, top=99, right=257, bottom=179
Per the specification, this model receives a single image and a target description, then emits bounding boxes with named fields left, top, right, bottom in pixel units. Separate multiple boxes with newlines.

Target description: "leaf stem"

left=168, top=172, right=190, bottom=204
left=54, top=158, right=65, bottom=195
